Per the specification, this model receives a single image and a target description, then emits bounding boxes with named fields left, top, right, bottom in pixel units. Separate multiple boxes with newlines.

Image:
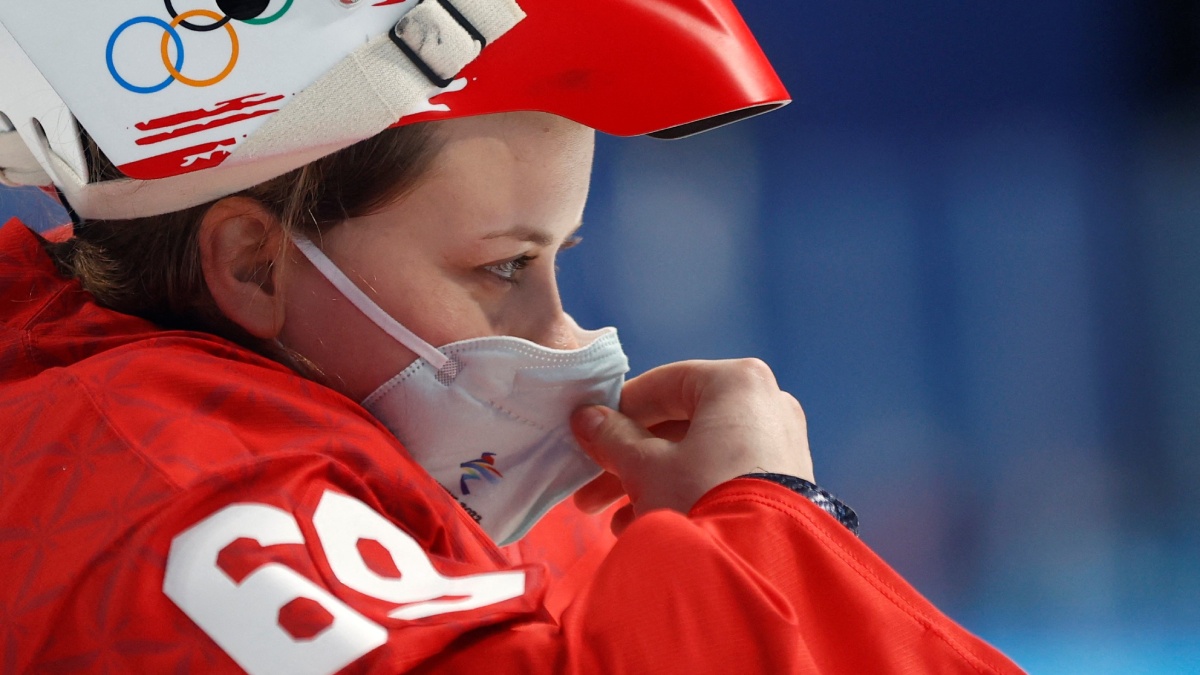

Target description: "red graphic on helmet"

left=134, top=93, right=284, bottom=146
left=121, top=138, right=238, bottom=178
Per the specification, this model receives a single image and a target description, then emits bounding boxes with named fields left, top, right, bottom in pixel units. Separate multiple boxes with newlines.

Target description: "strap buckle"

left=390, top=0, right=487, bottom=88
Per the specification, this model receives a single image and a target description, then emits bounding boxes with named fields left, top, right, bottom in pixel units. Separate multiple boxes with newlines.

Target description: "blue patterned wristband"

left=739, top=473, right=860, bottom=536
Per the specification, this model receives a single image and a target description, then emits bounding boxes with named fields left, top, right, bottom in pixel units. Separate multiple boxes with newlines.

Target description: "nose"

left=540, top=311, right=581, bottom=350
left=525, top=301, right=580, bottom=351
left=516, top=275, right=581, bottom=350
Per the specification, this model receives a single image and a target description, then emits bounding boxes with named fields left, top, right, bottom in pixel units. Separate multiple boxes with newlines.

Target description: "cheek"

left=284, top=268, right=356, bottom=340
left=278, top=265, right=420, bottom=400
left=392, top=287, right=492, bottom=347
left=363, top=250, right=501, bottom=345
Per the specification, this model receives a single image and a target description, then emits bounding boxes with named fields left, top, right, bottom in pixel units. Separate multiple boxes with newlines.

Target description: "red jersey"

left=0, top=219, right=1024, bottom=674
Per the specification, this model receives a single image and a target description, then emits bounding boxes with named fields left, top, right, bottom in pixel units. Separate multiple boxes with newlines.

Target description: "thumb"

left=570, top=405, right=662, bottom=476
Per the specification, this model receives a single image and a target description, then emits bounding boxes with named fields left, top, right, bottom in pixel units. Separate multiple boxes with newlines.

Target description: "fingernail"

left=573, top=406, right=607, bottom=441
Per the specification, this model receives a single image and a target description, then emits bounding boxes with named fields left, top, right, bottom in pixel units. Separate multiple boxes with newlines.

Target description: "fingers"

left=616, top=361, right=705, bottom=429
left=570, top=405, right=667, bottom=477
left=573, top=471, right=625, bottom=514
left=571, top=358, right=813, bottom=525
left=618, top=358, right=782, bottom=430
left=610, top=503, right=635, bottom=537
left=647, top=419, right=690, bottom=443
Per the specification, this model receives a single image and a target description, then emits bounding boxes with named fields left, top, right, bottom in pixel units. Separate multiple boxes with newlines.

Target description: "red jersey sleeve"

left=428, top=479, right=1026, bottom=675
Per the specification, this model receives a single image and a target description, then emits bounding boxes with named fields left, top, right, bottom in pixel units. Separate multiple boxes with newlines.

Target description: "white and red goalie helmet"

left=0, top=0, right=789, bottom=220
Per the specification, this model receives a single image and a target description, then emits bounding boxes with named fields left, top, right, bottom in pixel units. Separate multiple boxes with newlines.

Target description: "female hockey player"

left=0, top=0, right=1023, bottom=672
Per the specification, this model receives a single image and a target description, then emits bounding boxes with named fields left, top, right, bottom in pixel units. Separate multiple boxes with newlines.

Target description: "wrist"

left=738, top=473, right=859, bottom=535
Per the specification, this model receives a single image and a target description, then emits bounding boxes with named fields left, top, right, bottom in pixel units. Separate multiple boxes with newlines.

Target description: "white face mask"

left=292, top=235, right=629, bottom=545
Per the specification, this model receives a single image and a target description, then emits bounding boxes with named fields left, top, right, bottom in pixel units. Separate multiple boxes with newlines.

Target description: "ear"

left=199, top=196, right=288, bottom=339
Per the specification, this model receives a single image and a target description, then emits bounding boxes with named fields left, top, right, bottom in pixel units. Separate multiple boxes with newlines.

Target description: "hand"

left=570, top=358, right=813, bottom=534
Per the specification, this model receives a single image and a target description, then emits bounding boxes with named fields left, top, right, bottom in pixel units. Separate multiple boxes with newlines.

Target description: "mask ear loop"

left=291, top=234, right=452, bottom=373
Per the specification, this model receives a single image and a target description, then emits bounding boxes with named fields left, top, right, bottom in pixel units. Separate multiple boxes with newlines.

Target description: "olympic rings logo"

left=106, top=0, right=294, bottom=94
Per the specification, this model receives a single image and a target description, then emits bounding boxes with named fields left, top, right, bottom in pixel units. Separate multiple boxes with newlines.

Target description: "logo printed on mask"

left=460, top=453, right=503, bottom=495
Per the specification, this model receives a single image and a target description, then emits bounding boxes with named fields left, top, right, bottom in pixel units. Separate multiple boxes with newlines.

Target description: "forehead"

left=343, top=112, right=593, bottom=250
left=420, top=112, right=593, bottom=222
left=430, top=112, right=594, bottom=168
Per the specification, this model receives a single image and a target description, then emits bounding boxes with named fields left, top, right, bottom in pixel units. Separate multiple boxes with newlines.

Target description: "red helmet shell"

left=394, top=0, right=790, bottom=138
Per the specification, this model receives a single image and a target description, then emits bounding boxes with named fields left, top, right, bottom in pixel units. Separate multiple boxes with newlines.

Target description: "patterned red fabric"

left=0, top=219, right=1025, bottom=674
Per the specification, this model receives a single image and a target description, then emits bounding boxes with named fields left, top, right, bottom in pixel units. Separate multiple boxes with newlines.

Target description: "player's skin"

left=197, top=110, right=814, bottom=534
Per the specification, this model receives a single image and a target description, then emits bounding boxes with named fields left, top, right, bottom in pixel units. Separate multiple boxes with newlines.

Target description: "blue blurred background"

left=3, top=1, right=1198, bottom=671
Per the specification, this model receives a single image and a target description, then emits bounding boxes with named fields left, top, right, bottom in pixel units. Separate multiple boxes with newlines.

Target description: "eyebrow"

left=481, top=220, right=583, bottom=247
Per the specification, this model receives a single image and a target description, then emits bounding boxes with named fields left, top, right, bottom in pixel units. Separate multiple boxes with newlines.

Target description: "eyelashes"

left=482, top=235, right=582, bottom=285
left=484, top=255, right=536, bottom=283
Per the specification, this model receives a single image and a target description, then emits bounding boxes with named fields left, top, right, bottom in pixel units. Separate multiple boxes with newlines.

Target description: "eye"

left=484, top=255, right=536, bottom=284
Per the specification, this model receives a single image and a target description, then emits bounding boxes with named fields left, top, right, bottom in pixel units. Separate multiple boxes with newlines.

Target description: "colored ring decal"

left=160, top=10, right=239, bottom=88
left=241, top=0, right=294, bottom=25
left=163, top=0, right=233, bottom=32
left=107, top=16, right=186, bottom=94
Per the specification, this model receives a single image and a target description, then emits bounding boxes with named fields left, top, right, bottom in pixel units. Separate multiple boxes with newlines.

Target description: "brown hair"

left=44, top=124, right=441, bottom=360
